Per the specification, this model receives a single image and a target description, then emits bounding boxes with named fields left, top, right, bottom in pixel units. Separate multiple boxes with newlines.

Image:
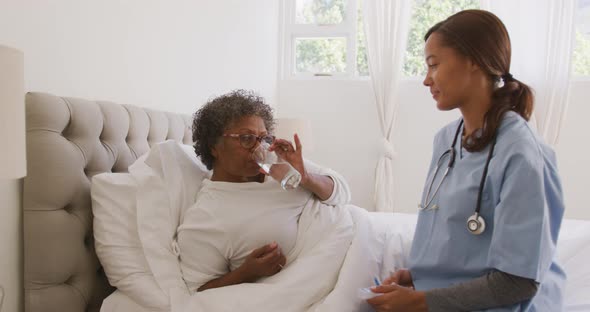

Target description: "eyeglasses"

left=222, top=133, right=275, bottom=149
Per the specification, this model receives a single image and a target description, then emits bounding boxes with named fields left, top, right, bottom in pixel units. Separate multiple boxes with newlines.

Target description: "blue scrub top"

left=409, top=111, right=566, bottom=311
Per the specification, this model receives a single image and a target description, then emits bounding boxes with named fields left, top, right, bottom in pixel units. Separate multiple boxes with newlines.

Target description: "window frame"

left=572, top=0, right=590, bottom=80
left=279, top=0, right=590, bottom=81
left=280, top=0, right=361, bottom=79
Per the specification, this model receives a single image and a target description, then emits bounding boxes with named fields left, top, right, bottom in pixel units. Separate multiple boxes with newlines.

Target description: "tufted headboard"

left=23, top=92, right=193, bottom=312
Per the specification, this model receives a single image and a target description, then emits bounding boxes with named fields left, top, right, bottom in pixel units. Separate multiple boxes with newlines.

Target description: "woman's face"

left=422, top=32, right=478, bottom=111
left=211, top=115, right=269, bottom=182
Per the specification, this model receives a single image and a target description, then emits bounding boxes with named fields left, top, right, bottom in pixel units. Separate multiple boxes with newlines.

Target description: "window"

left=282, top=0, right=363, bottom=78
left=404, top=0, right=479, bottom=77
left=282, top=0, right=479, bottom=79
left=573, top=0, right=590, bottom=76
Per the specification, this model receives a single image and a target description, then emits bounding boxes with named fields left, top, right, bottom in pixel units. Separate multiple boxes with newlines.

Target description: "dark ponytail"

left=466, top=76, right=534, bottom=151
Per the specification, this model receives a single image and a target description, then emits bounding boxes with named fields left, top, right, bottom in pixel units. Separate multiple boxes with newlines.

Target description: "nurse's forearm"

left=424, top=271, right=538, bottom=311
left=300, top=173, right=334, bottom=201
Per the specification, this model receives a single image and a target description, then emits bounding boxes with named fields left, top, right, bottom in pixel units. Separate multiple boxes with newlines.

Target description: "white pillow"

left=92, top=171, right=167, bottom=310
left=92, top=142, right=208, bottom=310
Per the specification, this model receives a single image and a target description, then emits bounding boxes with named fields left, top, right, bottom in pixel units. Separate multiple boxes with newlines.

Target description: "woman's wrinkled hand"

left=270, top=134, right=308, bottom=184
left=236, top=242, right=286, bottom=282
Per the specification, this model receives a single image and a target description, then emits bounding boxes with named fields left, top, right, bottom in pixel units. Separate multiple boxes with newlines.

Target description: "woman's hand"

left=236, top=242, right=286, bottom=282
left=367, top=284, right=427, bottom=312
left=270, top=134, right=308, bottom=183
left=197, top=242, right=286, bottom=292
left=270, top=134, right=335, bottom=200
left=383, top=269, right=415, bottom=288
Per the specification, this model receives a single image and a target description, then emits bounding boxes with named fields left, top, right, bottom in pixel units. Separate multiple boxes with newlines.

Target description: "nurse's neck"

left=459, top=96, right=492, bottom=137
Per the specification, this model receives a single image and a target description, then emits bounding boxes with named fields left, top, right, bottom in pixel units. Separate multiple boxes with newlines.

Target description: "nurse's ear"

left=467, top=57, right=481, bottom=73
left=466, top=58, right=489, bottom=85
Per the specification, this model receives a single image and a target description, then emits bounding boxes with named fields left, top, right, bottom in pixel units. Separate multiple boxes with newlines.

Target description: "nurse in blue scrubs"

left=367, top=10, right=566, bottom=312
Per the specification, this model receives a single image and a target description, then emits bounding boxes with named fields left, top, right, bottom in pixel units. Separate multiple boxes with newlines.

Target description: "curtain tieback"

left=380, top=138, right=397, bottom=159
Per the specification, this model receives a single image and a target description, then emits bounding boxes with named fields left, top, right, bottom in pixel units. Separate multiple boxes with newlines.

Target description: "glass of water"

left=252, top=142, right=302, bottom=190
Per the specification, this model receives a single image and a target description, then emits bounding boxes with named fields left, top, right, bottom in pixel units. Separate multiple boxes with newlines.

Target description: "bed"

left=23, top=92, right=192, bottom=312
left=22, top=92, right=590, bottom=312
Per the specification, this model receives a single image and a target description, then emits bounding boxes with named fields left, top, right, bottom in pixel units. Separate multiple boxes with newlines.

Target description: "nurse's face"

left=422, top=32, right=478, bottom=111
left=211, top=115, right=269, bottom=182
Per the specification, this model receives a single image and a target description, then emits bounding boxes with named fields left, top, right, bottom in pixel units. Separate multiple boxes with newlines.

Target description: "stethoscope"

left=419, top=120, right=497, bottom=235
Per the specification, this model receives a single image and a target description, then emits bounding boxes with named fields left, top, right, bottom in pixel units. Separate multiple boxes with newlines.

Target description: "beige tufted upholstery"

left=23, top=92, right=193, bottom=312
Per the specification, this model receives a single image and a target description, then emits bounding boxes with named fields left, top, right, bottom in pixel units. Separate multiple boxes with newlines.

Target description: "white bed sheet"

left=101, top=212, right=590, bottom=312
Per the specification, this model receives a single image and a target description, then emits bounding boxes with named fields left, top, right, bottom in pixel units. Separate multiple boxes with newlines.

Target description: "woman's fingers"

left=259, top=245, right=282, bottom=263
left=271, top=138, right=296, bottom=153
left=271, top=254, right=286, bottom=273
left=259, top=247, right=285, bottom=275
left=294, top=134, right=302, bottom=153
left=250, top=242, right=277, bottom=258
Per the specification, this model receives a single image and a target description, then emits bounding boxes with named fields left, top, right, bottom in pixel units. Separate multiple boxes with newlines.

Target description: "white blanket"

left=313, top=205, right=384, bottom=312
left=172, top=204, right=386, bottom=312
left=127, top=141, right=388, bottom=312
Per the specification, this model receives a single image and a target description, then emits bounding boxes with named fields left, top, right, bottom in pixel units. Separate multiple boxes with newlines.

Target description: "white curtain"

left=362, top=0, right=413, bottom=212
left=481, top=0, right=576, bottom=146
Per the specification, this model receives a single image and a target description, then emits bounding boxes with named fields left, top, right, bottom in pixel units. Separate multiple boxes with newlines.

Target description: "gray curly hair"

left=192, top=89, right=275, bottom=170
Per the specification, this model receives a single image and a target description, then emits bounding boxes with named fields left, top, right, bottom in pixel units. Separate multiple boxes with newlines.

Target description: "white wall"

left=555, top=80, right=590, bottom=220
left=278, top=79, right=590, bottom=220
left=0, top=179, right=23, bottom=312
left=277, top=79, right=382, bottom=208
left=0, top=0, right=279, bottom=114
left=0, top=1, right=279, bottom=311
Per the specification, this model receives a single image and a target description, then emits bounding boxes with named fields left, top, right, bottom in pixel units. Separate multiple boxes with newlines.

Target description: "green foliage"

left=293, top=0, right=590, bottom=77
left=295, top=0, right=347, bottom=74
left=403, top=0, right=479, bottom=77
left=296, top=0, right=345, bottom=24
left=295, top=38, right=347, bottom=73
left=293, top=0, right=480, bottom=76
left=573, top=30, right=590, bottom=76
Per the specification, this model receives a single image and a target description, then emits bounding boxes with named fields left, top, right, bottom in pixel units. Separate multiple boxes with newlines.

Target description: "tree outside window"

left=292, top=0, right=479, bottom=77
left=573, top=0, right=590, bottom=76
left=290, top=0, right=590, bottom=78
left=403, top=0, right=479, bottom=77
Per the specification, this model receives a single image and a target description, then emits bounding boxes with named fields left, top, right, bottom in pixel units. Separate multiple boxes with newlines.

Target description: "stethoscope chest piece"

left=467, top=213, right=486, bottom=235
left=421, top=119, right=496, bottom=236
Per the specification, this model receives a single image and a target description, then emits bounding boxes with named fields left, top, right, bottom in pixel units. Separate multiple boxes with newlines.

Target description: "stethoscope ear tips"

left=467, top=213, right=486, bottom=235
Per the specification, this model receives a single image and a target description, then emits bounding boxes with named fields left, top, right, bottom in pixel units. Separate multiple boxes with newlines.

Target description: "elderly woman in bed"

left=177, top=89, right=351, bottom=293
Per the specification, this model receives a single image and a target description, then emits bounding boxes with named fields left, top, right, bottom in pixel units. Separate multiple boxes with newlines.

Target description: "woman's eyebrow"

left=237, top=128, right=267, bottom=134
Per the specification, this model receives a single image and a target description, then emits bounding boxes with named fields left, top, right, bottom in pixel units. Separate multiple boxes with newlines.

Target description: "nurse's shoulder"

left=496, top=111, right=556, bottom=167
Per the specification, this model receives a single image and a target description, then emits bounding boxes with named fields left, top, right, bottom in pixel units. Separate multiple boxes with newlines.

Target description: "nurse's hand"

left=367, top=284, right=427, bottom=312
left=383, top=269, right=415, bottom=288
